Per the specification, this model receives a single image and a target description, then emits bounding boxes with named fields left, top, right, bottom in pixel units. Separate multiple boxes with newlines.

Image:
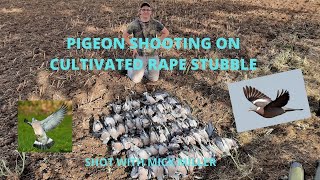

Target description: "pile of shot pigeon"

left=91, top=91, right=238, bottom=180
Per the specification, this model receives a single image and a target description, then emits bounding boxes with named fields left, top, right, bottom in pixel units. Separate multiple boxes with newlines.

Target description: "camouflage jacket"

left=126, top=18, right=164, bottom=56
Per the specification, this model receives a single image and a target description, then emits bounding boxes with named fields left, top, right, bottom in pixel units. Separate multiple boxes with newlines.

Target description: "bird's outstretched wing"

left=265, top=89, right=290, bottom=109
left=243, top=86, right=272, bottom=107
left=40, top=104, right=68, bottom=132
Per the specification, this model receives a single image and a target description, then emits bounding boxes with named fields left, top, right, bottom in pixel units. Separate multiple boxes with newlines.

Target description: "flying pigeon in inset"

left=243, top=86, right=303, bottom=118
left=24, top=104, right=68, bottom=149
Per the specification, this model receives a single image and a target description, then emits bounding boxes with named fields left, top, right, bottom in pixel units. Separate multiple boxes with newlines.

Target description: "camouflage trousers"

left=127, top=55, right=160, bottom=83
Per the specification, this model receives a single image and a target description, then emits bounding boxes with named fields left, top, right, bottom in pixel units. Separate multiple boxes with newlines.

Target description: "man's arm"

left=159, top=27, right=169, bottom=41
left=122, top=31, right=133, bottom=47
left=122, top=30, right=138, bottom=57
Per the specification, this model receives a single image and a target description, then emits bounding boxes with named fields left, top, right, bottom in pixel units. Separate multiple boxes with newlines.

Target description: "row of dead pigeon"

left=91, top=91, right=238, bottom=180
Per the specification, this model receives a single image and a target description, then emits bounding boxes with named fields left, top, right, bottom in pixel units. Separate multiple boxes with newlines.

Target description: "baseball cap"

left=140, top=2, right=151, bottom=8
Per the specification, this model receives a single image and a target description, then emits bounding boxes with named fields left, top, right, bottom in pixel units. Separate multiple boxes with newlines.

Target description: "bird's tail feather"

left=284, top=108, right=303, bottom=112
left=24, top=119, right=32, bottom=126
left=33, top=138, right=55, bottom=150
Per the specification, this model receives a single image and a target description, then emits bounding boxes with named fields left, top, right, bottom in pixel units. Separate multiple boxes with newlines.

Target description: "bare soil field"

left=0, top=0, right=320, bottom=179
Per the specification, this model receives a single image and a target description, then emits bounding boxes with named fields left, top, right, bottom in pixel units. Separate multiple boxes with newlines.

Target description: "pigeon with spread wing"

left=243, top=86, right=303, bottom=118
left=24, top=104, right=68, bottom=149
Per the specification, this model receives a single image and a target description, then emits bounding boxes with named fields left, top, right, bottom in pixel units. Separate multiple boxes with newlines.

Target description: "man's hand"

left=123, top=31, right=138, bottom=58
left=132, top=49, right=138, bottom=58
left=160, top=27, right=170, bottom=41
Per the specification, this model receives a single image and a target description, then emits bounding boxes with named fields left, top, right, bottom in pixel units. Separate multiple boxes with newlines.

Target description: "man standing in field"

left=123, top=2, right=169, bottom=83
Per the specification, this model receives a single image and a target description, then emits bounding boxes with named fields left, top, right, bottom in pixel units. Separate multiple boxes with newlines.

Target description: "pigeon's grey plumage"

left=141, top=118, right=151, bottom=128
left=132, top=146, right=151, bottom=160
left=24, top=104, right=67, bottom=149
left=176, top=120, right=189, bottom=131
left=178, top=151, right=189, bottom=159
left=186, top=117, right=197, bottom=128
left=113, top=114, right=124, bottom=123
left=125, top=118, right=135, bottom=130
left=123, top=97, right=132, bottom=111
left=104, top=116, right=116, bottom=127
left=171, top=109, right=182, bottom=118
left=207, top=142, right=223, bottom=158
left=154, top=92, right=169, bottom=102
left=171, top=136, right=183, bottom=144
left=151, top=114, right=162, bottom=124
left=155, top=143, right=168, bottom=155
left=131, top=137, right=144, bottom=147
left=243, top=86, right=303, bottom=118
left=157, top=127, right=168, bottom=143
left=223, top=138, right=238, bottom=150
left=183, top=135, right=197, bottom=146
left=162, top=102, right=173, bottom=112
left=164, top=165, right=179, bottom=180
left=191, top=129, right=203, bottom=145
left=193, top=148, right=204, bottom=165
left=140, top=107, right=148, bottom=116
left=168, top=143, right=180, bottom=151
left=143, top=92, right=157, bottom=105
left=199, top=143, right=213, bottom=158
left=121, top=136, right=132, bottom=150
left=166, top=97, right=180, bottom=105
left=214, top=137, right=235, bottom=156
left=138, top=166, right=151, bottom=180
left=156, top=104, right=165, bottom=113
left=110, top=103, right=122, bottom=114
left=131, top=100, right=141, bottom=109
left=134, top=109, right=142, bottom=117
left=134, top=117, right=143, bottom=130
left=162, top=125, right=171, bottom=140
left=198, top=129, right=210, bottom=143
left=140, top=129, right=150, bottom=146
left=170, top=122, right=183, bottom=136
left=149, top=127, right=160, bottom=144
left=112, top=141, right=124, bottom=155
left=127, top=150, right=139, bottom=163
left=131, top=166, right=139, bottom=179
left=181, top=150, right=195, bottom=174
left=100, top=129, right=111, bottom=144
left=176, top=164, right=188, bottom=178
left=145, top=145, right=158, bottom=156
left=108, top=126, right=119, bottom=140
left=147, top=106, right=155, bottom=117
left=92, top=119, right=103, bottom=137
left=117, top=123, right=126, bottom=136
left=205, top=121, right=216, bottom=138
left=150, top=165, right=164, bottom=180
